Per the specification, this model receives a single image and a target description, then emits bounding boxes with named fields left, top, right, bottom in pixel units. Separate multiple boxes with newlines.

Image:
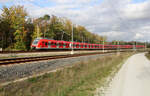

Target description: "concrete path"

left=105, top=53, right=150, bottom=96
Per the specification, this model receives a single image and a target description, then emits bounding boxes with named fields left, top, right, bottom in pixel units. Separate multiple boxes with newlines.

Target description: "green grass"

left=145, top=51, right=150, bottom=60
left=0, top=52, right=133, bottom=96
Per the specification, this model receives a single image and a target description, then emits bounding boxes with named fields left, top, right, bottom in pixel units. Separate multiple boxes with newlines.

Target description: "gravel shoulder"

left=0, top=50, right=106, bottom=59
left=103, top=53, right=150, bottom=96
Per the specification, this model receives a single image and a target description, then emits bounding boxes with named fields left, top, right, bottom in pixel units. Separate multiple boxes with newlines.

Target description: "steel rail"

left=0, top=52, right=118, bottom=65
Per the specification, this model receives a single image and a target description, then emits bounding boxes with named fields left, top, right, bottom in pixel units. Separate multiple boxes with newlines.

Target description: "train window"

left=73, top=44, right=76, bottom=47
left=76, top=44, right=78, bottom=47
left=66, top=43, right=69, bottom=47
left=51, top=42, right=56, bottom=46
left=51, top=42, right=54, bottom=45
left=33, top=40, right=39, bottom=45
left=45, top=42, right=48, bottom=46
left=59, top=43, right=63, bottom=46
left=63, top=43, right=66, bottom=46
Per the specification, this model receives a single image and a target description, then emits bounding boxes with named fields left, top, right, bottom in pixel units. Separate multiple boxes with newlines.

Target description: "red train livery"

left=31, top=38, right=145, bottom=50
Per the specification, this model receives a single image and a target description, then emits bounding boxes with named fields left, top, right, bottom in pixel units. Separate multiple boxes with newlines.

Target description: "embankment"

left=0, top=52, right=133, bottom=96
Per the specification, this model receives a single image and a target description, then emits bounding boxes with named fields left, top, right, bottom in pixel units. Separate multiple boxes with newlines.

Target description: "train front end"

left=31, top=38, right=41, bottom=50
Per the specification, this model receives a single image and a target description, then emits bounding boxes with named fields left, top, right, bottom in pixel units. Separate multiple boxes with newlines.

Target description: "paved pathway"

left=105, top=53, right=150, bottom=96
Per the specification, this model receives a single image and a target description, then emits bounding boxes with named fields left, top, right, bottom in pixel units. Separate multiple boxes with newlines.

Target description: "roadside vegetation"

left=145, top=51, right=150, bottom=60
left=0, top=52, right=133, bottom=96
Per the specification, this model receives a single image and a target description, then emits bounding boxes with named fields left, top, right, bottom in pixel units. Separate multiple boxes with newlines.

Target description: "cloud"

left=0, top=0, right=12, bottom=3
left=49, top=0, right=98, bottom=4
left=123, top=1, right=150, bottom=20
left=0, top=0, right=150, bottom=42
left=0, top=9, right=2, bottom=14
left=134, top=33, right=144, bottom=39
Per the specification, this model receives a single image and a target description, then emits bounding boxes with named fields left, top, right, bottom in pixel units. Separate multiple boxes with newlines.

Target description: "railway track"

left=0, top=50, right=71, bottom=54
left=0, top=49, right=105, bottom=54
left=0, top=52, right=117, bottom=66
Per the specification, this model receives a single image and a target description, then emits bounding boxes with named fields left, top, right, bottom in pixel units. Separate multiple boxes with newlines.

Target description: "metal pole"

left=103, top=38, right=104, bottom=53
left=134, top=41, right=136, bottom=51
left=71, top=23, right=74, bottom=54
left=117, top=40, right=120, bottom=54
left=133, top=41, right=134, bottom=51
left=118, top=41, right=119, bottom=51
left=145, top=42, right=147, bottom=51
left=135, top=41, right=136, bottom=51
left=133, top=41, right=136, bottom=51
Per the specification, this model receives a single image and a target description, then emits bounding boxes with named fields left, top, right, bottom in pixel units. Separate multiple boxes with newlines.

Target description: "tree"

left=64, top=18, right=73, bottom=41
left=49, top=15, right=65, bottom=40
left=24, top=18, right=34, bottom=50
left=1, top=5, right=28, bottom=50
left=0, top=7, right=14, bottom=50
left=43, top=14, right=50, bottom=38
left=0, top=6, right=108, bottom=50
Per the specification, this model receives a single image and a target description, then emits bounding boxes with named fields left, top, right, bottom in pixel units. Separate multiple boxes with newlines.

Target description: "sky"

left=0, top=0, right=150, bottom=42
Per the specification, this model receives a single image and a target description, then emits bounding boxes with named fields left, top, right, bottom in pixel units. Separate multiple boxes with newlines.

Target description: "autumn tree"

left=1, top=5, right=28, bottom=50
left=49, top=15, right=65, bottom=40
left=24, top=18, right=34, bottom=50
left=64, top=18, right=72, bottom=41
left=32, top=18, right=43, bottom=39
left=0, top=7, right=14, bottom=50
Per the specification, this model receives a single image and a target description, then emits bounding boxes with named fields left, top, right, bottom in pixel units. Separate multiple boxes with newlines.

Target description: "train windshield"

left=33, top=39, right=39, bottom=45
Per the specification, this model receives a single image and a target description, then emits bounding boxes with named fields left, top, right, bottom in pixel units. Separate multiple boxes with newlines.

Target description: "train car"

left=31, top=38, right=145, bottom=50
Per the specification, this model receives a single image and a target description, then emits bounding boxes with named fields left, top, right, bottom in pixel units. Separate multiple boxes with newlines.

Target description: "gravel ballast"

left=0, top=53, right=113, bottom=85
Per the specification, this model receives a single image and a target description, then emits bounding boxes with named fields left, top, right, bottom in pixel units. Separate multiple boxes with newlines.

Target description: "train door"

left=48, top=41, right=51, bottom=48
left=65, top=42, right=69, bottom=49
left=45, top=41, right=48, bottom=48
left=51, top=41, right=57, bottom=48
left=59, top=42, right=63, bottom=49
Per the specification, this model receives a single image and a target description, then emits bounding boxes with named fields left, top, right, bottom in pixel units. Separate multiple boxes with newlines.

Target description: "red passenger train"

left=31, top=38, right=145, bottom=50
